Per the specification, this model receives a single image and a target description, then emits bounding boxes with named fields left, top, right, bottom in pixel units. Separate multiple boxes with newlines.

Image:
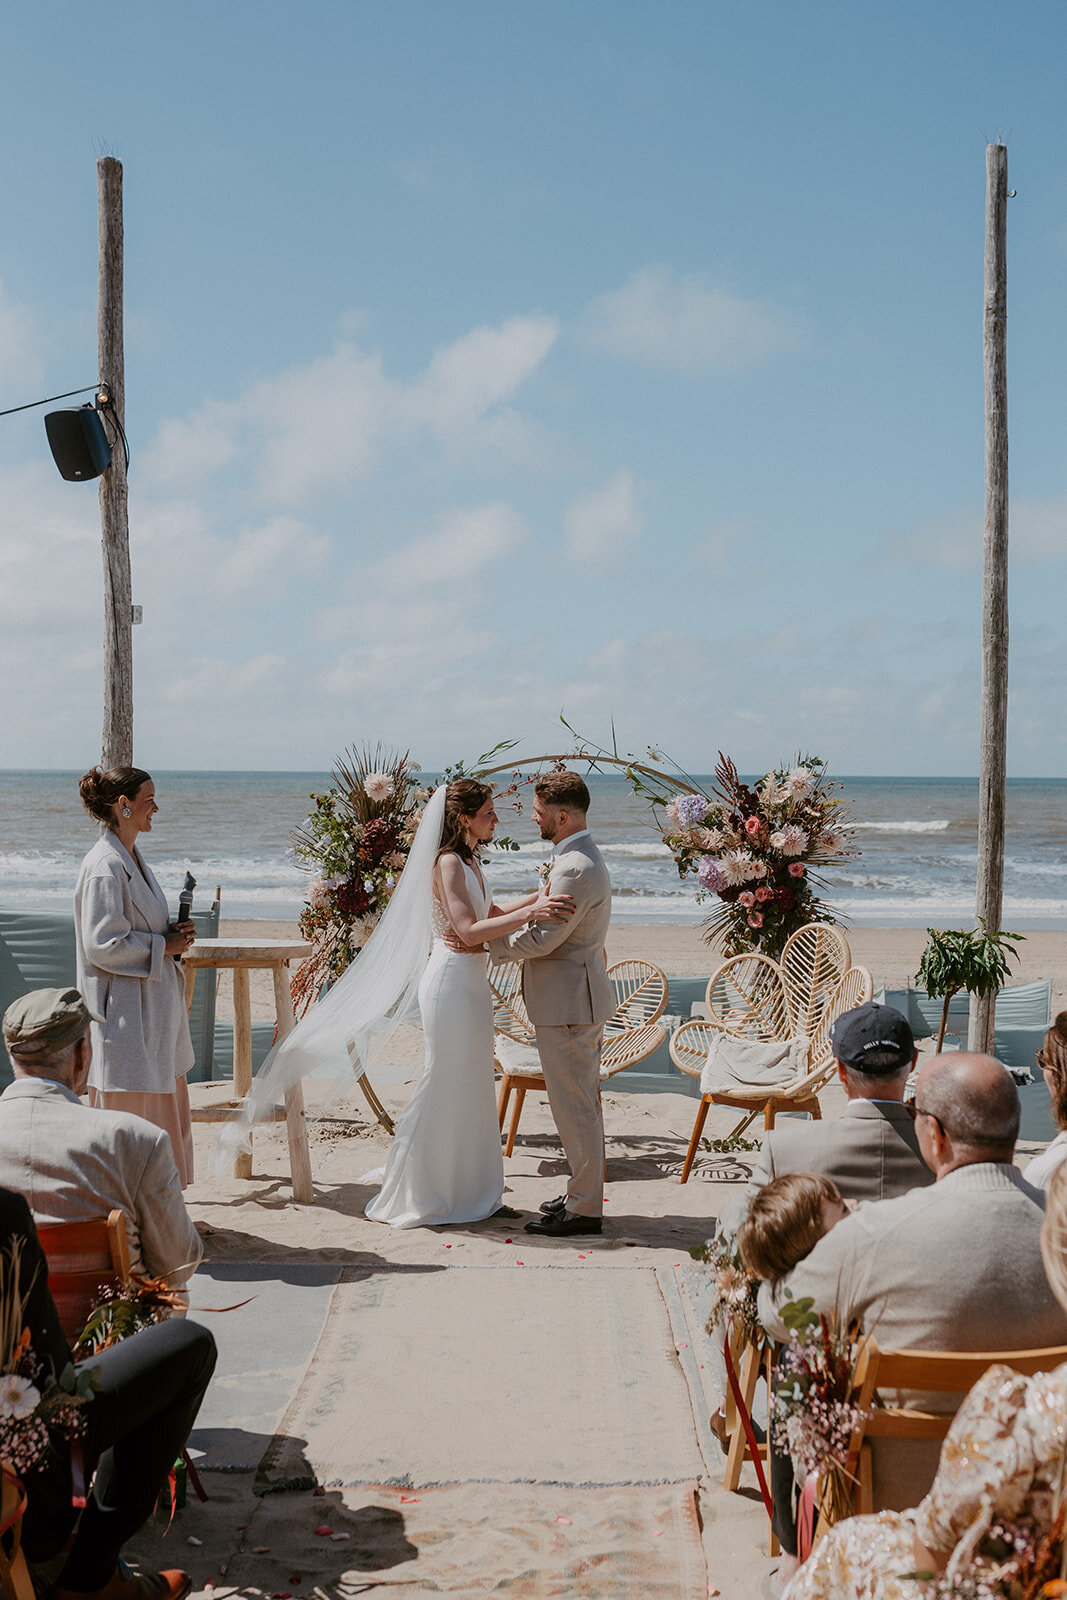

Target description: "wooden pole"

left=969, top=143, right=1009, bottom=1055
left=97, top=156, right=134, bottom=768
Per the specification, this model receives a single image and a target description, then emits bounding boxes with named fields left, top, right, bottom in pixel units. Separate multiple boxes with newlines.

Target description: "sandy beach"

left=121, top=920, right=1064, bottom=1600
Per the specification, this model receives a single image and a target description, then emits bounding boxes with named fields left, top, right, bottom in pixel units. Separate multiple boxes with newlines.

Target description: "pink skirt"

left=89, top=1076, right=194, bottom=1188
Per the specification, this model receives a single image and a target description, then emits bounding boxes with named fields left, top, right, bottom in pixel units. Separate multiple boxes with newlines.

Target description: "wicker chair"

left=492, top=959, right=668, bottom=1157
left=670, top=956, right=873, bottom=1182
left=780, top=923, right=851, bottom=1036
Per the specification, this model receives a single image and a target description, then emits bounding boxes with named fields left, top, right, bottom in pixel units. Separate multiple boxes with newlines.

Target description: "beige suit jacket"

left=0, top=1079, right=202, bottom=1285
left=744, top=1099, right=934, bottom=1207
left=493, top=834, right=612, bottom=1026
left=758, top=1162, right=1067, bottom=1507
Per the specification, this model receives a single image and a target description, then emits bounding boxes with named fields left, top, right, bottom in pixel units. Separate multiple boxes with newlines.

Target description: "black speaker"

left=44, top=405, right=112, bottom=481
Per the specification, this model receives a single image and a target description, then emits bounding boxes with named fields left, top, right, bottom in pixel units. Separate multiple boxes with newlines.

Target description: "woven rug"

left=258, top=1264, right=705, bottom=1491
left=228, top=1479, right=708, bottom=1599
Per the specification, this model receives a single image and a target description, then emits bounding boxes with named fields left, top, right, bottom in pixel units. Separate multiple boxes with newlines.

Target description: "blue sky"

left=2, top=1, right=1066, bottom=776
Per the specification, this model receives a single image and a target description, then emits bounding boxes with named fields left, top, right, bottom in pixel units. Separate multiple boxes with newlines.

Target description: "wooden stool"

left=183, top=939, right=313, bottom=1204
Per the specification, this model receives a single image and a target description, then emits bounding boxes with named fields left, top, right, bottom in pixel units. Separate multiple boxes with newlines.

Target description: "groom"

left=493, top=771, right=613, bottom=1237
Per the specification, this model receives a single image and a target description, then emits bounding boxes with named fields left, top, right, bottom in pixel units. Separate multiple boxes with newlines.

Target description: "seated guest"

left=728, top=1002, right=932, bottom=1229
left=736, top=1173, right=851, bottom=1285
left=0, top=1184, right=215, bottom=1600
left=759, top=1051, right=1067, bottom=1591
left=710, top=1002, right=931, bottom=1453
left=1, top=989, right=202, bottom=1286
left=782, top=1160, right=1067, bottom=1599
left=1024, top=1010, right=1067, bottom=1188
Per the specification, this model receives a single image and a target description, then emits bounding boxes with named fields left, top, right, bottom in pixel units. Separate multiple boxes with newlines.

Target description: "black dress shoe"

left=539, top=1194, right=568, bottom=1215
left=524, top=1210, right=602, bottom=1237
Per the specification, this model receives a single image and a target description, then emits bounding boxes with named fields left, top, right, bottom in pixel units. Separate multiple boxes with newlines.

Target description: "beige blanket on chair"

left=699, top=1033, right=810, bottom=1095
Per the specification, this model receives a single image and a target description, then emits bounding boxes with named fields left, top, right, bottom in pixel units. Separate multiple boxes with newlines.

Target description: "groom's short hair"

left=535, top=771, right=590, bottom=814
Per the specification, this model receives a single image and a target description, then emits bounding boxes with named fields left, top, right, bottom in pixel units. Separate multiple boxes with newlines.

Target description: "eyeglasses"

left=906, top=1103, right=942, bottom=1131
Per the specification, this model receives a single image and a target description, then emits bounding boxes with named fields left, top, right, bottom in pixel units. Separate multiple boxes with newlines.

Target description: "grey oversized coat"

left=74, top=831, right=194, bottom=1094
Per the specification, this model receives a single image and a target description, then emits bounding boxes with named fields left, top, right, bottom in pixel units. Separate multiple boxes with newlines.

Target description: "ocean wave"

left=851, top=821, right=951, bottom=834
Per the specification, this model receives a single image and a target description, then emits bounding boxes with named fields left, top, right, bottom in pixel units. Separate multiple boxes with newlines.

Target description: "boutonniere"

left=538, top=858, right=553, bottom=889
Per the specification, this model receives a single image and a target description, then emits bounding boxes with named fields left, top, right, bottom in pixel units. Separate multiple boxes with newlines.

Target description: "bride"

left=217, top=779, right=572, bottom=1227
left=366, top=778, right=573, bottom=1227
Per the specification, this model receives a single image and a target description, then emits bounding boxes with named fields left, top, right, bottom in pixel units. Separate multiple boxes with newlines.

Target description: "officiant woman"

left=75, top=766, right=197, bottom=1185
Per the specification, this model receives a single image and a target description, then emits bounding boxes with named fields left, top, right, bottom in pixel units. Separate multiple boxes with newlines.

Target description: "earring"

left=122, top=806, right=131, bottom=818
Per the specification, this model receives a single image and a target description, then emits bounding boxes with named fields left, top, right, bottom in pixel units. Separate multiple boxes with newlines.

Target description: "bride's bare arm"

left=488, top=890, right=539, bottom=918
left=436, top=856, right=572, bottom=946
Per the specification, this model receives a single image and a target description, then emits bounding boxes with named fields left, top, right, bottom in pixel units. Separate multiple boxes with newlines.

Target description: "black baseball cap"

left=830, top=1001, right=914, bottom=1074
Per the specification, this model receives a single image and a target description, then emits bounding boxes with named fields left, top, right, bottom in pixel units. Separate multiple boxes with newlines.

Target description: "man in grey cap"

left=1, top=988, right=201, bottom=1286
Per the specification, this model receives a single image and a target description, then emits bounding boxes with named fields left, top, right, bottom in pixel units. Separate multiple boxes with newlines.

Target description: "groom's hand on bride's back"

left=442, top=927, right=483, bottom=954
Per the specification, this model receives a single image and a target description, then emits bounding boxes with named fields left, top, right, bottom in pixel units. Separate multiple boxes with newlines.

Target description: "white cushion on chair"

left=494, top=1035, right=544, bottom=1078
left=699, top=1033, right=810, bottom=1095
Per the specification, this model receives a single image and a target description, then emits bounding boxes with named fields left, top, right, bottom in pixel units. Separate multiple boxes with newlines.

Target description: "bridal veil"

left=216, top=783, right=447, bottom=1168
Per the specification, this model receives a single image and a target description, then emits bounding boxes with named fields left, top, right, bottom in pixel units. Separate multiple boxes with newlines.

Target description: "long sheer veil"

left=216, top=784, right=446, bottom=1170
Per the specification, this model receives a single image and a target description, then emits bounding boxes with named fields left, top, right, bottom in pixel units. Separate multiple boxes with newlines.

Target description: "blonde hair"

left=737, top=1172, right=843, bottom=1283
left=1042, top=1162, right=1067, bottom=1313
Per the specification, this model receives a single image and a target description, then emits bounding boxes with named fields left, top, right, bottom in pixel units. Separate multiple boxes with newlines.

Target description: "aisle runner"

left=229, top=1481, right=707, bottom=1600
left=259, top=1264, right=704, bottom=1489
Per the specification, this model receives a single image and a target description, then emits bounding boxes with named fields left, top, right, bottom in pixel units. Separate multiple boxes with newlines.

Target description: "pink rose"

left=744, top=816, right=762, bottom=838
left=788, top=862, right=805, bottom=878
left=755, top=887, right=773, bottom=903
left=747, top=911, right=764, bottom=928
left=738, top=890, right=756, bottom=907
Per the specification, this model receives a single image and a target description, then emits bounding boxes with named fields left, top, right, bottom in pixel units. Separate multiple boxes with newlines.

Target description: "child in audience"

left=737, top=1171, right=852, bottom=1283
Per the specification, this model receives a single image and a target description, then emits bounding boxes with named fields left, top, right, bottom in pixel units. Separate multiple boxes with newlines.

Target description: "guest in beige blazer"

left=0, top=988, right=202, bottom=1286
left=491, top=772, right=612, bottom=1237
left=758, top=1052, right=1067, bottom=1590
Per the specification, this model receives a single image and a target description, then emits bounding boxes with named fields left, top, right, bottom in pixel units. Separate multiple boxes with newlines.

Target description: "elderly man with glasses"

left=757, top=1049, right=1067, bottom=1589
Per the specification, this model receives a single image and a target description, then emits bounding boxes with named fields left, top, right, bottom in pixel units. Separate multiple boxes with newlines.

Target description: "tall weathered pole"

left=969, top=143, right=1010, bottom=1054
left=98, top=155, right=134, bottom=768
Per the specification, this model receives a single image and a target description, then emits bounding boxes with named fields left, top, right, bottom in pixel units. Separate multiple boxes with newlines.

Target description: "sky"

left=2, top=1, right=1067, bottom=777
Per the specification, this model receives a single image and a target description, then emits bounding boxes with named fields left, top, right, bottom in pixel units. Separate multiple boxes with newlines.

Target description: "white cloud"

left=584, top=266, right=806, bottom=373
left=563, top=470, right=644, bottom=566
left=0, top=279, right=44, bottom=397
left=140, top=313, right=560, bottom=505
left=882, top=494, right=1067, bottom=570
left=375, top=502, right=525, bottom=590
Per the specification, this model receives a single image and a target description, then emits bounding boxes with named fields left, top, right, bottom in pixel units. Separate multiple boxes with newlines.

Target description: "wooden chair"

left=492, top=960, right=669, bottom=1157
left=811, top=1335, right=1067, bottom=1545
left=36, top=1214, right=208, bottom=1506
left=671, top=961, right=873, bottom=1182
left=0, top=1465, right=34, bottom=1600
left=35, top=1211, right=131, bottom=1341
left=780, top=924, right=851, bottom=1037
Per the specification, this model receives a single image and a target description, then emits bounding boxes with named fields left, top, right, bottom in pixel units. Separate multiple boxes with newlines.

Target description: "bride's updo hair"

left=1040, top=1011, right=1067, bottom=1130
left=78, top=765, right=153, bottom=828
left=438, top=779, right=493, bottom=864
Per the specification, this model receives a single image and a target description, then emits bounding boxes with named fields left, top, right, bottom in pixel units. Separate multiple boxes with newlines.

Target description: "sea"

left=2, top=771, right=1066, bottom=930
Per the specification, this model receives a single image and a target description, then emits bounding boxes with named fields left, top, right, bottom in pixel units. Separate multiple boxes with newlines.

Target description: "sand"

left=121, top=921, right=1064, bottom=1599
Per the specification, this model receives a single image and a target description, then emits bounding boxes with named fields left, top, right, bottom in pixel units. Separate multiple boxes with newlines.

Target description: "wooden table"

left=183, top=938, right=314, bottom=1203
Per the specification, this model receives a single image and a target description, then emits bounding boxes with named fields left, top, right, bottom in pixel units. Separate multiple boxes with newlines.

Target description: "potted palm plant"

left=915, top=919, right=1024, bottom=1053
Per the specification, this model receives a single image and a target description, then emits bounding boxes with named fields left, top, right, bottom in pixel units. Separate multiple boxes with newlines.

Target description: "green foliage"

left=916, top=919, right=1025, bottom=1051
left=700, top=1134, right=762, bottom=1154
left=778, top=1289, right=819, bottom=1337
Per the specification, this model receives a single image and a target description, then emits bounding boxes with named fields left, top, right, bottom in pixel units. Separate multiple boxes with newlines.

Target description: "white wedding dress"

left=365, top=862, right=505, bottom=1228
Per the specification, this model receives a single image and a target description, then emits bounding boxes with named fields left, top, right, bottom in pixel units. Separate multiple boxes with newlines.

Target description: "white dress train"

left=365, top=863, right=505, bottom=1228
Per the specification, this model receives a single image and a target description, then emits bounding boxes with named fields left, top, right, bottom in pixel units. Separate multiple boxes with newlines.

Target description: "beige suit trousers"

left=534, top=1021, right=605, bottom=1217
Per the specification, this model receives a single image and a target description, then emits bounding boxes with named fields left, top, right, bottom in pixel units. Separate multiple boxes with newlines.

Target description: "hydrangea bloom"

left=676, top=794, right=710, bottom=827
left=697, top=857, right=727, bottom=893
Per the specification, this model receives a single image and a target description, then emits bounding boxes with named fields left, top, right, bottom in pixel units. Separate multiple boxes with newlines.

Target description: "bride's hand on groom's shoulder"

left=530, top=892, right=576, bottom=924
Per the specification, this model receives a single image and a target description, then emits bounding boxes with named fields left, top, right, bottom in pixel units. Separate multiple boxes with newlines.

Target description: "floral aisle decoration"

left=289, top=746, right=430, bottom=1014
left=0, top=1240, right=92, bottom=1477
left=690, top=1228, right=762, bottom=1345
left=72, top=1273, right=189, bottom=1358
left=658, top=753, right=854, bottom=957
left=772, top=1292, right=867, bottom=1545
